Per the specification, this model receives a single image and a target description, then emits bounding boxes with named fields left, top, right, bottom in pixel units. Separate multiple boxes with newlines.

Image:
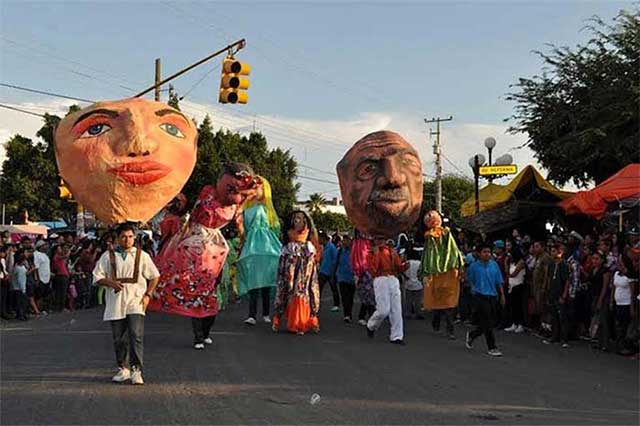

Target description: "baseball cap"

left=493, top=240, right=505, bottom=249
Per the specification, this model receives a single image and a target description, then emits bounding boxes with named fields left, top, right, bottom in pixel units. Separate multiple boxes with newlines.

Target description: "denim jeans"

left=110, top=314, right=145, bottom=369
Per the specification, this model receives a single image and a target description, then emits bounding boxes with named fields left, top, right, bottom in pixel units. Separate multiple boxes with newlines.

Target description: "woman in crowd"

left=588, top=251, right=611, bottom=350
left=272, top=210, right=320, bottom=335
left=504, top=247, right=526, bottom=333
left=237, top=176, right=282, bottom=326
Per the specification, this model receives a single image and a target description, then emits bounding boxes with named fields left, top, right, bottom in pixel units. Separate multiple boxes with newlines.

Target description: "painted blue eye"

left=159, top=123, right=185, bottom=138
left=80, top=123, right=111, bottom=138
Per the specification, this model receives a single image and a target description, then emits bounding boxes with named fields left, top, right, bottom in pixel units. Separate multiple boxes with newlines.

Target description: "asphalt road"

left=1, top=297, right=638, bottom=425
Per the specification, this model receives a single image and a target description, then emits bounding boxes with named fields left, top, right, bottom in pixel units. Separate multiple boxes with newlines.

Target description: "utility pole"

left=424, top=116, right=453, bottom=214
left=154, top=58, right=161, bottom=101
left=135, top=39, right=246, bottom=98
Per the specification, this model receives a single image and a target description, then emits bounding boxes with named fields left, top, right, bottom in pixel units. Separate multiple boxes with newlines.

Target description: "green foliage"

left=421, top=175, right=474, bottom=226
left=168, top=85, right=181, bottom=111
left=305, top=193, right=326, bottom=215
left=181, top=115, right=299, bottom=217
left=0, top=110, right=76, bottom=223
left=1, top=108, right=299, bottom=225
left=311, top=211, right=353, bottom=234
left=506, top=10, right=640, bottom=186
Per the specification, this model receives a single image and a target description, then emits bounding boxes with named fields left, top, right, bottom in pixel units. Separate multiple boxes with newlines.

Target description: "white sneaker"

left=331, top=306, right=340, bottom=312
left=504, top=324, right=517, bottom=332
left=203, top=337, right=213, bottom=345
left=487, top=349, right=503, bottom=357
left=263, top=316, right=271, bottom=324
left=244, top=317, right=256, bottom=325
left=194, top=343, right=205, bottom=350
left=131, top=368, right=144, bottom=385
left=112, top=367, right=130, bottom=383
left=357, top=319, right=367, bottom=326
left=514, top=325, right=525, bottom=333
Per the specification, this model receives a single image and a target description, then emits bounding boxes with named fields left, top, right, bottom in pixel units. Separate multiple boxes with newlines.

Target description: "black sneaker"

left=366, top=326, right=374, bottom=339
left=391, top=339, right=406, bottom=346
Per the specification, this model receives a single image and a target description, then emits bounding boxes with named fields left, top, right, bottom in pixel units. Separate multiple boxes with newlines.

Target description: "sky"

left=0, top=0, right=633, bottom=200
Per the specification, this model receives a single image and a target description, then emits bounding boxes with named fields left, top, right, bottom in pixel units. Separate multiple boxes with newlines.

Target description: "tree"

left=181, top=115, right=299, bottom=218
left=305, top=193, right=326, bottom=215
left=0, top=111, right=76, bottom=223
left=311, top=211, right=353, bottom=234
left=506, top=10, right=640, bottom=186
left=168, top=85, right=181, bottom=110
left=421, top=175, right=474, bottom=226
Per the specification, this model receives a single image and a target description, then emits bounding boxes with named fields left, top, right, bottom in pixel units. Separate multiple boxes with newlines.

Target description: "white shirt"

left=613, top=271, right=636, bottom=306
left=93, top=247, right=160, bottom=321
left=33, top=251, right=51, bottom=284
left=508, top=263, right=525, bottom=290
left=404, top=260, right=423, bottom=291
left=0, top=258, right=6, bottom=281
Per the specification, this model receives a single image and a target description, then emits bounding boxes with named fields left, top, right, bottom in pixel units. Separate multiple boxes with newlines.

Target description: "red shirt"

left=367, top=246, right=406, bottom=278
left=52, top=254, right=69, bottom=277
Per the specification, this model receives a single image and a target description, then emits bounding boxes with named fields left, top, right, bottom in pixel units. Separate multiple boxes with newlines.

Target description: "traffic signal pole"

left=135, top=38, right=246, bottom=98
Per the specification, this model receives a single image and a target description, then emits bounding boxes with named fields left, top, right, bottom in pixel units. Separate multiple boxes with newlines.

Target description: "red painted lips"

left=109, top=161, right=171, bottom=186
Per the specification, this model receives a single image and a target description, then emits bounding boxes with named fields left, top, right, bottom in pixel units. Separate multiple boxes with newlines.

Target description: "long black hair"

left=283, top=210, right=319, bottom=248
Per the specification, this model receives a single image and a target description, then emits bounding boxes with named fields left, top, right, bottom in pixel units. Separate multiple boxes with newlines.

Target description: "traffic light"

left=59, top=179, right=72, bottom=200
left=219, top=56, right=251, bottom=104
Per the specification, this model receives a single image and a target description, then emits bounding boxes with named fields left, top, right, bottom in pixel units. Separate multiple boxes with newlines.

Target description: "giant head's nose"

left=114, top=108, right=157, bottom=157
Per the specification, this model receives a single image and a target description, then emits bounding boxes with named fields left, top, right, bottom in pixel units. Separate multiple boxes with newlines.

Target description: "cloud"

left=1, top=98, right=576, bottom=201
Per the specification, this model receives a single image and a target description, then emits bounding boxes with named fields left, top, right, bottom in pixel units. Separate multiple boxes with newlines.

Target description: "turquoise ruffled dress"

left=237, top=205, right=282, bottom=297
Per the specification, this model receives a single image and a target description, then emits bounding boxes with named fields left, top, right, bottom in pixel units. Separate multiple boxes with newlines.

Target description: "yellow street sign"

left=479, top=165, right=518, bottom=176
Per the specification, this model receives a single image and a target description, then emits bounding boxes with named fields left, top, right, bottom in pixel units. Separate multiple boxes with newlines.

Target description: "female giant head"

left=54, top=98, right=198, bottom=225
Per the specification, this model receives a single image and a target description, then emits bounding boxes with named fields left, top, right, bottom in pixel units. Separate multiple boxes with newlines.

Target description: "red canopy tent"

left=560, top=164, right=640, bottom=218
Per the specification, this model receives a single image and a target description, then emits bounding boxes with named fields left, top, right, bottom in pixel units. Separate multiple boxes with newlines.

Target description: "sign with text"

left=479, top=165, right=518, bottom=176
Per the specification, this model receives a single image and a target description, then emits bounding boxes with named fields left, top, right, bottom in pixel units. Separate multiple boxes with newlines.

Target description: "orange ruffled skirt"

left=273, top=296, right=319, bottom=334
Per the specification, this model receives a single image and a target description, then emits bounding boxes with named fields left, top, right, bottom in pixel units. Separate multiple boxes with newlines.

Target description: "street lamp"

left=484, top=137, right=496, bottom=165
left=468, top=154, right=486, bottom=214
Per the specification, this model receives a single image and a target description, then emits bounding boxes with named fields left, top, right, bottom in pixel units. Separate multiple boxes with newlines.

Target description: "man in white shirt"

left=33, top=241, right=51, bottom=312
left=93, top=223, right=160, bottom=385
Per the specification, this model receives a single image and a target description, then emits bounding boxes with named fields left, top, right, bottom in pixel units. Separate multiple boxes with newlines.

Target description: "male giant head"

left=337, top=130, right=423, bottom=238
left=54, top=98, right=198, bottom=225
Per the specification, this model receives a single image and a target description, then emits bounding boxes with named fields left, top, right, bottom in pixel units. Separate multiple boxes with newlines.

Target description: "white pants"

left=367, top=276, right=403, bottom=341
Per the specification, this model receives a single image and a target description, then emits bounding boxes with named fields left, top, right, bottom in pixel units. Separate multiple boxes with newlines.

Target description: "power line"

left=296, top=175, right=339, bottom=186
left=0, top=83, right=94, bottom=103
left=1, top=36, right=143, bottom=91
left=179, top=64, right=221, bottom=101
left=0, top=103, right=46, bottom=117
left=299, top=163, right=337, bottom=177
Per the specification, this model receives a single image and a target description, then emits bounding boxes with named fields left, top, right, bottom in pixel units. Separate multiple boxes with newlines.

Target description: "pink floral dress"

left=149, top=185, right=237, bottom=318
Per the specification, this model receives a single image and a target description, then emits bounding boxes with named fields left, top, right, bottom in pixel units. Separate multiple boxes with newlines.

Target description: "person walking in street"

left=403, top=248, right=424, bottom=320
left=272, top=210, right=321, bottom=335
left=237, top=177, right=282, bottom=326
left=319, top=233, right=341, bottom=312
left=93, top=223, right=160, bottom=385
left=419, top=210, right=464, bottom=340
left=336, top=235, right=356, bottom=322
left=366, top=236, right=408, bottom=345
left=465, top=242, right=506, bottom=357
left=543, top=243, right=571, bottom=348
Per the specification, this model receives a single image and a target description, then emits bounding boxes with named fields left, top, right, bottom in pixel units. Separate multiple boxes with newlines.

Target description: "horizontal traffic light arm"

left=134, top=38, right=246, bottom=98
